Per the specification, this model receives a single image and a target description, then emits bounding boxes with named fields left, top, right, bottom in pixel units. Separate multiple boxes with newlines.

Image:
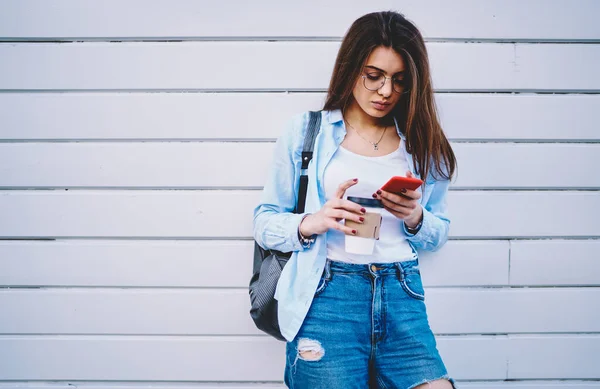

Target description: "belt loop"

left=394, top=262, right=405, bottom=281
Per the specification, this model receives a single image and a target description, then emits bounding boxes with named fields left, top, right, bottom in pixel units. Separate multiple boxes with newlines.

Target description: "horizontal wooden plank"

left=0, top=42, right=598, bottom=91
left=451, top=143, right=599, bottom=189
left=510, top=240, right=600, bottom=286
left=0, top=142, right=597, bottom=189
left=2, top=335, right=598, bottom=380
left=428, top=288, right=600, bottom=334
left=449, top=192, right=600, bottom=238
left=0, top=240, right=253, bottom=288
left=0, top=384, right=271, bottom=389
left=0, top=335, right=509, bottom=380
left=0, top=0, right=598, bottom=41
left=0, top=288, right=597, bottom=335
left=1, top=93, right=598, bottom=141
left=0, top=191, right=598, bottom=238
left=436, top=94, right=600, bottom=141
left=2, top=382, right=600, bottom=389
left=508, top=335, right=600, bottom=379
left=0, top=240, right=509, bottom=287
left=0, top=191, right=598, bottom=239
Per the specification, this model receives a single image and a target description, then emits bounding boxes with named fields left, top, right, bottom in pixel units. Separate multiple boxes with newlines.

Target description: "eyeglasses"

left=361, top=71, right=409, bottom=94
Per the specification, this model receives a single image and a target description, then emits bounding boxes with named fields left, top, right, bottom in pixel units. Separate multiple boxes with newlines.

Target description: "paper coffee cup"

left=344, top=196, right=383, bottom=255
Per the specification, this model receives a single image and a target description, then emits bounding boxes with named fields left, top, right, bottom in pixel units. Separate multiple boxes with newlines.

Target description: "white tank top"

left=323, top=138, right=417, bottom=264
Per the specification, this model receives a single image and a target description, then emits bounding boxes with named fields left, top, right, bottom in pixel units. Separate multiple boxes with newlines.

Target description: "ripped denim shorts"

left=284, top=257, right=457, bottom=389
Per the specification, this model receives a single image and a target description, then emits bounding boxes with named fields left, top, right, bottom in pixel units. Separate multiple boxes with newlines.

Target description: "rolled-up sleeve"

left=402, top=178, right=451, bottom=252
left=253, top=112, right=313, bottom=253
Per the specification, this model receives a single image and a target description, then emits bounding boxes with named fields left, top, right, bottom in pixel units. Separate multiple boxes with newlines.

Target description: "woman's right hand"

left=299, top=178, right=366, bottom=237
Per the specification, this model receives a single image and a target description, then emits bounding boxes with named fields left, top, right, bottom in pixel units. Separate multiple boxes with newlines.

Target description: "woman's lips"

left=371, top=102, right=390, bottom=110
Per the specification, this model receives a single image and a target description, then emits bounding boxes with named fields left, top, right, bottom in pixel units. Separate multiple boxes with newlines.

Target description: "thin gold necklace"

left=344, top=119, right=388, bottom=151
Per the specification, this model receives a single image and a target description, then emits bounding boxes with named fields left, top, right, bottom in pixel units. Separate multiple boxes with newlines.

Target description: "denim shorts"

left=284, top=258, right=457, bottom=389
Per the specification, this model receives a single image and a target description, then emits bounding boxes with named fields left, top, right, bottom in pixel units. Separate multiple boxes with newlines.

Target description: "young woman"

left=253, top=10, right=457, bottom=389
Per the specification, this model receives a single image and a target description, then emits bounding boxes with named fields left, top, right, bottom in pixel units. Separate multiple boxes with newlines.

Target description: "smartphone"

left=381, top=175, right=423, bottom=194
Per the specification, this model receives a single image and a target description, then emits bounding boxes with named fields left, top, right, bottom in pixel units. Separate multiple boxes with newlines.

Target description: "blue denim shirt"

left=252, top=108, right=451, bottom=342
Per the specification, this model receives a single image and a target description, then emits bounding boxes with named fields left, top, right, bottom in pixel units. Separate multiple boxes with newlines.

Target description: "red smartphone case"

left=381, top=175, right=423, bottom=193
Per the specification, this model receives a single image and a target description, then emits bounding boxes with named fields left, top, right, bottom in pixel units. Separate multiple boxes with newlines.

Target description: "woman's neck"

left=342, top=101, right=394, bottom=136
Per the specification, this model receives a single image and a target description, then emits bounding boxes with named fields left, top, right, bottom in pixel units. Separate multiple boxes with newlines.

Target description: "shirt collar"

left=326, top=108, right=344, bottom=124
left=326, top=108, right=405, bottom=140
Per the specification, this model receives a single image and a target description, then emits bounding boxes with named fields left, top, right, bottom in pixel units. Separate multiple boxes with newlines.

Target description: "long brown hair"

left=323, top=10, right=456, bottom=181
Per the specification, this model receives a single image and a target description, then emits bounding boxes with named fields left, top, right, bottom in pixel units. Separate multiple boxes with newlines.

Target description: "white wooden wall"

left=0, top=0, right=599, bottom=388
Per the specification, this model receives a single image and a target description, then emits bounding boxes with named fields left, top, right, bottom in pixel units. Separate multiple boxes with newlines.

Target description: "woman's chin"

left=366, top=107, right=388, bottom=117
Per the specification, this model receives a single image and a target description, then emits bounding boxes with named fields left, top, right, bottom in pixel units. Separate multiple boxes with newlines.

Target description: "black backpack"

left=249, top=110, right=322, bottom=341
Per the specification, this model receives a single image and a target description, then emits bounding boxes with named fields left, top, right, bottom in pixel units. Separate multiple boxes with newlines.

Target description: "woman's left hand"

left=372, top=171, right=423, bottom=228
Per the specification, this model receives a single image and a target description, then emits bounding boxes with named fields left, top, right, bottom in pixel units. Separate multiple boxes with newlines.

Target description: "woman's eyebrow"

left=365, top=65, right=405, bottom=75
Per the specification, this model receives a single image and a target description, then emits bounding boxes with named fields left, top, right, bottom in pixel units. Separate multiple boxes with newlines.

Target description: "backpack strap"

left=295, top=110, right=322, bottom=214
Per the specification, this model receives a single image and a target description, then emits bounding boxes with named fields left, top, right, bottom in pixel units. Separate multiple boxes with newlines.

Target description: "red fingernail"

left=372, top=194, right=377, bottom=198
left=352, top=230, right=357, bottom=235
left=401, top=188, right=407, bottom=193
left=359, top=217, right=364, bottom=222
left=376, top=190, right=382, bottom=195
left=353, top=178, right=358, bottom=182
left=360, top=208, right=366, bottom=213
